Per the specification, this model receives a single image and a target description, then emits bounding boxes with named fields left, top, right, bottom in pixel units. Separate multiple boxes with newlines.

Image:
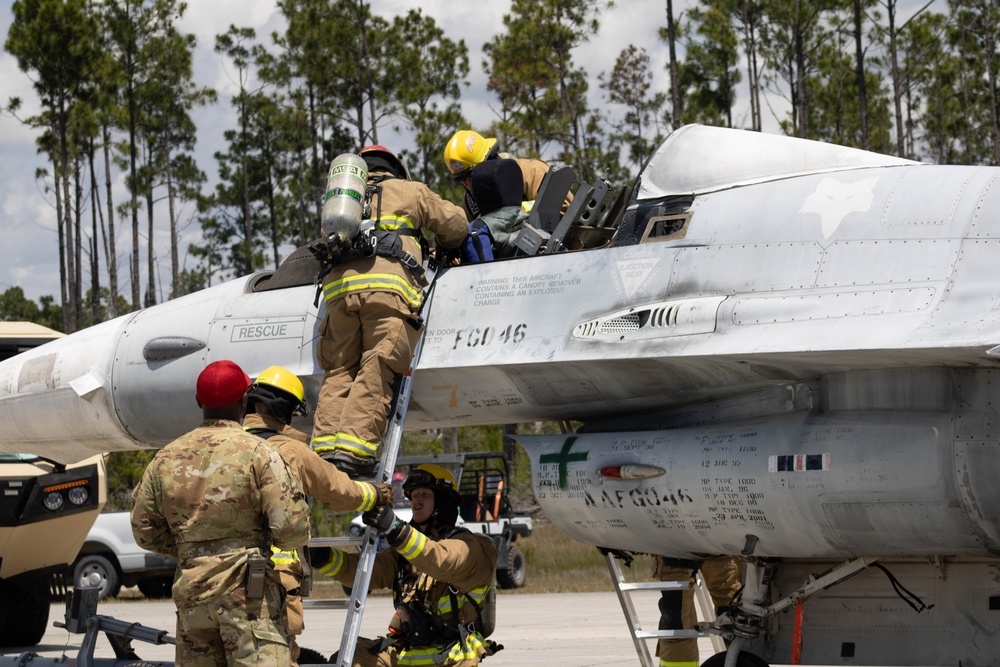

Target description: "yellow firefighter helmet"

left=443, top=130, right=498, bottom=179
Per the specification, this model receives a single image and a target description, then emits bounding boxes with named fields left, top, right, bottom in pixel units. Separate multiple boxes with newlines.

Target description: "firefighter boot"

left=322, top=449, right=378, bottom=479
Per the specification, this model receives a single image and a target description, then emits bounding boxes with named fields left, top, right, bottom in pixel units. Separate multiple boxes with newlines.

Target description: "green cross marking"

left=539, top=436, right=589, bottom=490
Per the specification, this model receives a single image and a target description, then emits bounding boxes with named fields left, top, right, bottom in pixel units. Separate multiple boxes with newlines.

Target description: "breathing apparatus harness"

left=308, top=173, right=427, bottom=308
left=382, top=525, right=498, bottom=655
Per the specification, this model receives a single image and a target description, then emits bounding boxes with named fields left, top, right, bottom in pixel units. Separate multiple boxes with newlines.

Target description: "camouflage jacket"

left=130, top=418, right=310, bottom=607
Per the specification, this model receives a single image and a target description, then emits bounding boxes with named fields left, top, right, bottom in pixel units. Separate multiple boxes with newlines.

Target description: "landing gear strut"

left=696, top=555, right=879, bottom=667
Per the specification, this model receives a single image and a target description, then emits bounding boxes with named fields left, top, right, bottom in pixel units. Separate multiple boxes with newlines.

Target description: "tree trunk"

left=359, top=0, right=378, bottom=145
left=666, top=0, right=682, bottom=129
left=102, top=124, right=119, bottom=318
left=144, top=201, right=155, bottom=307
left=794, top=0, right=808, bottom=138
left=743, top=1, right=762, bottom=132
left=73, top=155, right=84, bottom=325
left=887, top=0, right=905, bottom=156
left=166, top=150, right=179, bottom=299
left=309, top=84, right=323, bottom=238
left=267, top=161, right=280, bottom=270
left=53, top=136, right=69, bottom=335
left=853, top=0, right=869, bottom=150
left=129, top=95, right=141, bottom=311
left=240, top=94, right=253, bottom=275
left=59, top=103, right=78, bottom=332
left=88, top=147, right=101, bottom=323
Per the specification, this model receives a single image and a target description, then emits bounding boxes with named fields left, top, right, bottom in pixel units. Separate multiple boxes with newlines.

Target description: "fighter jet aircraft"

left=2, top=124, right=999, bottom=665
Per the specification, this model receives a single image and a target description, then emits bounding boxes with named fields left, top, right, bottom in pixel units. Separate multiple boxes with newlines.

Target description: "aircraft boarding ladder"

left=304, top=261, right=442, bottom=667
left=605, top=552, right=725, bottom=667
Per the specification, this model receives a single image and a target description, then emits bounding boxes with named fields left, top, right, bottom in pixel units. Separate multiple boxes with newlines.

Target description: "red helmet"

left=359, top=144, right=409, bottom=180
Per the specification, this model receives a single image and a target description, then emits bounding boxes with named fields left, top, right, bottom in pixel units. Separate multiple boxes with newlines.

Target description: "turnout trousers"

left=654, top=556, right=742, bottom=667
left=341, top=637, right=484, bottom=667
left=313, top=290, right=421, bottom=459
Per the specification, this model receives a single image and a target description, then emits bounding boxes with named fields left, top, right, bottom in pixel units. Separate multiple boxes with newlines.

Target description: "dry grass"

left=506, top=517, right=614, bottom=594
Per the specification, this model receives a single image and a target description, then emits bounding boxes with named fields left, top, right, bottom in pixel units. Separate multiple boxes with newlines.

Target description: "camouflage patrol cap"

left=196, top=360, right=251, bottom=408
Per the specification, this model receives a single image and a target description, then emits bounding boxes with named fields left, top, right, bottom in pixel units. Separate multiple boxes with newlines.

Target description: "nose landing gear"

left=695, top=555, right=880, bottom=667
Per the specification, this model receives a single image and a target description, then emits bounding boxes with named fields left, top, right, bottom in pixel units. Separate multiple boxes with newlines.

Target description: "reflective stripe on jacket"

left=322, top=172, right=467, bottom=310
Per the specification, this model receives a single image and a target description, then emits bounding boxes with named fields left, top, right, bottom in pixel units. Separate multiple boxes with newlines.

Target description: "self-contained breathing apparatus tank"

left=308, top=148, right=424, bottom=307
left=321, top=153, right=368, bottom=244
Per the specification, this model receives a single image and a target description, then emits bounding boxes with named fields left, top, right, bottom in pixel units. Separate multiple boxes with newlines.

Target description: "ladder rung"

left=309, top=536, right=364, bottom=549
left=302, top=599, right=350, bottom=610
left=634, top=629, right=706, bottom=640
left=619, top=580, right=692, bottom=592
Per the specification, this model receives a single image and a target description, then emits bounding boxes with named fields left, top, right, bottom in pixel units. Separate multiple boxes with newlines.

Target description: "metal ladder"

left=605, top=552, right=725, bottom=667
left=304, top=264, right=442, bottom=667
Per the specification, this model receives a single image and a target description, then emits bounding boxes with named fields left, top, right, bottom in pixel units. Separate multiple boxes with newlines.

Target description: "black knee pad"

left=658, top=590, right=684, bottom=630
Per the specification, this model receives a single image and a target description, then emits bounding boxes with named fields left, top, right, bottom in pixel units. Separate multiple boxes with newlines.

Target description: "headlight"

left=68, top=486, right=89, bottom=506
left=43, top=491, right=64, bottom=511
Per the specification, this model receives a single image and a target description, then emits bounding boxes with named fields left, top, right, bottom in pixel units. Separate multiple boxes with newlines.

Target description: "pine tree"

left=388, top=8, right=469, bottom=189
left=6, top=0, right=102, bottom=332
left=484, top=0, right=609, bottom=182
left=600, top=45, right=667, bottom=173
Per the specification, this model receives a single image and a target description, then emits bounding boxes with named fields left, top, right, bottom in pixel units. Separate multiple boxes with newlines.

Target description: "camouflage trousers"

left=176, top=579, right=290, bottom=667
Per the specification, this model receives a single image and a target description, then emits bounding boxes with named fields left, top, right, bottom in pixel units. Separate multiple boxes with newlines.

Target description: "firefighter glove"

left=362, top=505, right=406, bottom=544
left=373, top=482, right=394, bottom=507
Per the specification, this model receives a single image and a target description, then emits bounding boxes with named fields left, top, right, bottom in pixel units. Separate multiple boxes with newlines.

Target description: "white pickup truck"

left=71, top=511, right=177, bottom=600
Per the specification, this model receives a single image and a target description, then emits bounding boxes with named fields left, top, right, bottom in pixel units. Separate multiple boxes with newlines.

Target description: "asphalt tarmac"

left=8, top=590, right=723, bottom=666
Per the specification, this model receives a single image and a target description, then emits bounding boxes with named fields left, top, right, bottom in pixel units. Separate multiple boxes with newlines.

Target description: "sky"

left=0, top=0, right=939, bottom=307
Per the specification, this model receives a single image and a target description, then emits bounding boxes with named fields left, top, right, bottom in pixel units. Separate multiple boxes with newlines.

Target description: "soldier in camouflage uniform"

left=131, top=359, right=311, bottom=667
left=243, top=365, right=394, bottom=665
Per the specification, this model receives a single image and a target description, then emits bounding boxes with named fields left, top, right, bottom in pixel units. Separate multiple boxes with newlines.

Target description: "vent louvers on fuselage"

left=600, top=312, right=643, bottom=334
left=573, top=296, right=726, bottom=342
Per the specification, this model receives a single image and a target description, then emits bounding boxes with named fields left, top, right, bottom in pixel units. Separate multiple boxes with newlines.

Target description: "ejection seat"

left=515, top=166, right=631, bottom=256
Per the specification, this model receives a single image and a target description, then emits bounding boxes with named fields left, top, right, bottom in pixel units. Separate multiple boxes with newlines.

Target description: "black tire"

left=496, top=544, right=526, bottom=589
left=0, top=574, right=49, bottom=647
left=700, top=650, right=770, bottom=667
left=297, top=646, right=329, bottom=664
left=74, top=553, right=121, bottom=600
left=137, top=575, right=173, bottom=599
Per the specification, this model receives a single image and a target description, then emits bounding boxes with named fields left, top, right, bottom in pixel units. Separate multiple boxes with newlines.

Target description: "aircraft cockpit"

left=250, top=167, right=635, bottom=295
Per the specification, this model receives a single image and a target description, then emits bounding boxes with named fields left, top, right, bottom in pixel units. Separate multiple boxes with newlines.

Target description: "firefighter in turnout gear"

left=652, top=556, right=742, bottom=667
left=131, top=360, right=311, bottom=666
left=243, top=365, right=394, bottom=666
left=312, top=463, right=499, bottom=667
left=443, top=129, right=571, bottom=220
left=311, top=146, right=468, bottom=478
